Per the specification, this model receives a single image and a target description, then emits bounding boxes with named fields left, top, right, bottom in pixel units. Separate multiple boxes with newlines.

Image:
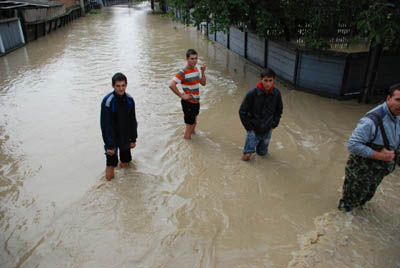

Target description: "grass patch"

left=90, top=9, right=101, bottom=14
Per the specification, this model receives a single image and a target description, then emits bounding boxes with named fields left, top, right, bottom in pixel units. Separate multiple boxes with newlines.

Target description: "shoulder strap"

left=366, top=112, right=390, bottom=149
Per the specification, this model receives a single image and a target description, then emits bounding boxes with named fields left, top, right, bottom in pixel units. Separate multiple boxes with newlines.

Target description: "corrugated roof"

left=0, top=0, right=63, bottom=9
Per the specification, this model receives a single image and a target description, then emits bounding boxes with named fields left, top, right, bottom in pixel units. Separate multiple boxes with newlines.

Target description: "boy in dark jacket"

left=239, top=68, right=283, bottom=161
left=100, top=73, right=138, bottom=180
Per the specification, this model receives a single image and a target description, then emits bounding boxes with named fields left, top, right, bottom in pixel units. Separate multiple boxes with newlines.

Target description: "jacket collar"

left=113, top=91, right=126, bottom=99
left=383, top=102, right=398, bottom=122
left=256, top=82, right=273, bottom=95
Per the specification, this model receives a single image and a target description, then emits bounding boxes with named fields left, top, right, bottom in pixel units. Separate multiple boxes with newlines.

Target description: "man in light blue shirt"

left=338, top=83, right=400, bottom=212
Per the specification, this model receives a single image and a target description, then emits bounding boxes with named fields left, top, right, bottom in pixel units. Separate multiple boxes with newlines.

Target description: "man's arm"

left=100, top=101, right=117, bottom=154
left=348, top=117, right=394, bottom=162
left=239, top=90, right=255, bottom=131
left=272, top=91, right=283, bottom=129
left=130, top=99, right=138, bottom=144
left=200, top=64, right=206, bottom=86
left=169, top=80, right=191, bottom=101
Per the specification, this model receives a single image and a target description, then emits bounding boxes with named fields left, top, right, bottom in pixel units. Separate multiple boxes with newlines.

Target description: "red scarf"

left=257, top=82, right=273, bottom=94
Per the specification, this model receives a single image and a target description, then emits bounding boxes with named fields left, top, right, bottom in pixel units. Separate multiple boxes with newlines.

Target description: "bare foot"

left=241, top=153, right=252, bottom=161
left=106, top=166, right=115, bottom=181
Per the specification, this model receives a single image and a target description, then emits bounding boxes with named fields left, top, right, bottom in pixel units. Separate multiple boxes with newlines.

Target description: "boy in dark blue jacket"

left=239, top=68, right=283, bottom=161
left=100, top=73, right=138, bottom=180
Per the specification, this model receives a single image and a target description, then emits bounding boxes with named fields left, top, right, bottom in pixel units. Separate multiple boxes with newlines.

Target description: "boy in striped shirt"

left=169, top=49, right=207, bottom=139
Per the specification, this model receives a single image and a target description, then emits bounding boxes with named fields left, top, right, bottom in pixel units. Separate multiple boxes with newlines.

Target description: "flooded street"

left=1, top=3, right=400, bottom=267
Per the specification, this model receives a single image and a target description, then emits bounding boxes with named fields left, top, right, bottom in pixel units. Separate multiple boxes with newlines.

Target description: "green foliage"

left=354, top=1, right=400, bottom=50
left=168, top=0, right=196, bottom=24
left=167, top=0, right=400, bottom=51
left=304, top=35, right=331, bottom=50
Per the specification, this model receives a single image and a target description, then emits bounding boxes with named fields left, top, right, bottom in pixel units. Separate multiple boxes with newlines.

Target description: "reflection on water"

left=1, top=3, right=399, bottom=268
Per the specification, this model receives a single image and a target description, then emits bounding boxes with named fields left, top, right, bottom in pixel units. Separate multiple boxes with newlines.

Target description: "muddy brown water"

left=1, top=3, right=399, bottom=268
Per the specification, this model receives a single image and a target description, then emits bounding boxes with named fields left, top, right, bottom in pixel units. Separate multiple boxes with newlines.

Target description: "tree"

left=354, top=1, right=400, bottom=102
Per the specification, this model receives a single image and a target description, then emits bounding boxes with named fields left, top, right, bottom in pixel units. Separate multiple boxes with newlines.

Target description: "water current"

left=1, top=3, right=399, bottom=268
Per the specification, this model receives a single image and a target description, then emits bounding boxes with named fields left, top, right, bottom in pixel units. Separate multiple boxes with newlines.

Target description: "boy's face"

left=186, top=54, right=198, bottom=69
left=113, top=80, right=127, bottom=96
left=261, top=76, right=275, bottom=90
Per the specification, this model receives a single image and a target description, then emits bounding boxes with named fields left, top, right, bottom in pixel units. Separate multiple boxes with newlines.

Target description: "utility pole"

left=80, top=0, right=86, bottom=16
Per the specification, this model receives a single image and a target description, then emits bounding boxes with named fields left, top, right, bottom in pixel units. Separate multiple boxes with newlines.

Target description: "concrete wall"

left=229, top=26, right=244, bottom=57
left=268, top=41, right=296, bottom=83
left=247, top=32, right=264, bottom=67
left=215, top=30, right=227, bottom=47
left=297, top=53, right=345, bottom=96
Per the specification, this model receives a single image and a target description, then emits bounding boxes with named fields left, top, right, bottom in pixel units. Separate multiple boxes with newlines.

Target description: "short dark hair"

left=186, top=49, right=198, bottom=58
left=112, top=72, right=127, bottom=85
left=388, top=83, right=400, bottom=97
left=260, top=68, right=276, bottom=79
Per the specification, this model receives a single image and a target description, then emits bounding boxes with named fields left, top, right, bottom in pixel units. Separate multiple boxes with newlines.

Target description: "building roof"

left=0, top=0, right=63, bottom=9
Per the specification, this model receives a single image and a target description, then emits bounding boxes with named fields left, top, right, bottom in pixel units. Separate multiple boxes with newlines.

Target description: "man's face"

left=261, top=76, right=275, bottom=90
left=187, top=54, right=198, bottom=69
left=113, top=80, right=127, bottom=96
left=387, top=89, right=400, bottom=116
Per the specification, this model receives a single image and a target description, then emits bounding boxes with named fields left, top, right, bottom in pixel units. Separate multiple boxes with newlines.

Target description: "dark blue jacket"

left=100, top=91, right=138, bottom=150
left=239, top=86, right=283, bottom=135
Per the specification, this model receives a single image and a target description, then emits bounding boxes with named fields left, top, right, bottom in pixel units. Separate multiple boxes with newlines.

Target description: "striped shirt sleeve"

left=173, top=69, right=185, bottom=84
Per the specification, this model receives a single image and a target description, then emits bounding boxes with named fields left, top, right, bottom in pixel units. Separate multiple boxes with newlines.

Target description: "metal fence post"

left=17, top=19, right=25, bottom=44
left=244, top=30, right=248, bottom=59
left=293, top=49, right=300, bottom=88
left=340, top=54, right=351, bottom=97
left=264, top=38, right=268, bottom=68
left=227, top=28, right=230, bottom=49
left=0, top=34, right=5, bottom=54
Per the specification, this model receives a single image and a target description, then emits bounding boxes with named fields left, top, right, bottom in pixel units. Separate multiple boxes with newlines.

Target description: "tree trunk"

left=160, top=0, right=167, bottom=13
left=80, top=0, right=86, bottom=16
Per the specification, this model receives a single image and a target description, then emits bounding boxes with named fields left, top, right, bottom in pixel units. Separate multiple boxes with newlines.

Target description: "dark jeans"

left=243, top=130, right=272, bottom=155
left=105, top=146, right=132, bottom=167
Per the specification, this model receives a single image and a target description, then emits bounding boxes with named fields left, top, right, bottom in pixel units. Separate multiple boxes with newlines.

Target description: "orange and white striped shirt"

left=173, top=67, right=201, bottom=104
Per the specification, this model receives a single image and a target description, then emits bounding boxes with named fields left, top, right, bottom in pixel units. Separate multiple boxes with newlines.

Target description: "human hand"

left=181, top=93, right=192, bottom=101
left=200, top=64, right=206, bottom=72
left=106, top=149, right=115, bottom=156
left=379, top=148, right=395, bottom=162
left=130, top=142, right=136, bottom=149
